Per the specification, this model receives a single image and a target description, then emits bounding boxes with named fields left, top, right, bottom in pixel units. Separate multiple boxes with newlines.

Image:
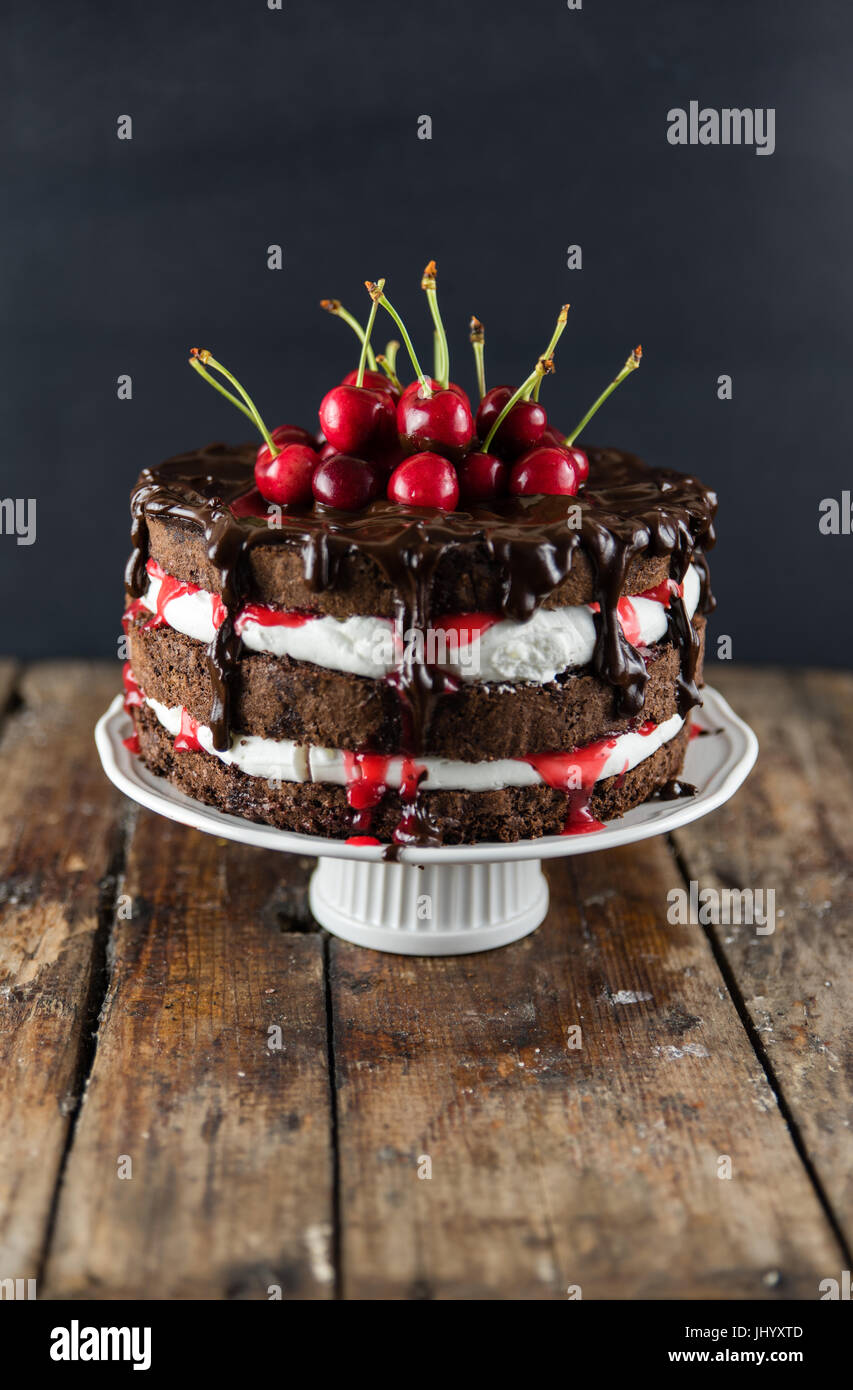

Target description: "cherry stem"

left=366, top=282, right=432, bottom=397
left=563, top=345, right=642, bottom=447
left=189, top=350, right=277, bottom=454
left=320, top=299, right=377, bottom=371
left=383, top=340, right=400, bottom=374
left=189, top=358, right=256, bottom=428
left=375, top=353, right=403, bottom=393
left=422, top=260, right=449, bottom=388
left=481, top=305, right=569, bottom=451
left=482, top=358, right=554, bottom=452
left=355, top=278, right=384, bottom=388
left=469, top=317, right=486, bottom=400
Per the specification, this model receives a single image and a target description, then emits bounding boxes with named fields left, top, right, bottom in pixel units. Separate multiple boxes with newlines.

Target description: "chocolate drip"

left=125, top=443, right=717, bottom=842
left=656, top=779, right=697, bottom=800
left=587, top=525, right=648, bottom=717
left=666, top=593, right=702, bottom=717
left=693, top=549, right=716, bottom=616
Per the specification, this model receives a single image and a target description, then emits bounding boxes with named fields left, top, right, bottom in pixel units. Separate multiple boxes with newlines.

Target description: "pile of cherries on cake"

left=190, top=265, right=641, bottom=514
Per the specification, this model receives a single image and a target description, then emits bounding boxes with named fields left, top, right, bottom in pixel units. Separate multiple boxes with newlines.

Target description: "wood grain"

left=43, top=812, right=334, bottom=1299
left=0, top=663, right=126, bottom=1279
left=330, top=837, right=843, bottom=1299
left=673, top=665, right=853, bottom=1251
left=2, top=661, right=851, bottom=1300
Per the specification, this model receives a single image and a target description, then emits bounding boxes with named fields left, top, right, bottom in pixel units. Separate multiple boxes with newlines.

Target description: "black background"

left=1, top=0, right=850, bottom=665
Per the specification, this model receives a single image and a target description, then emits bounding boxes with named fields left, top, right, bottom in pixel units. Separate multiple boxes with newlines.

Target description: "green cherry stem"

left=320, top=299, right=377, bottom=371
left=531, top=303, right=570, bottom=400
left=481, top=304, right=569, bottom=452
left=422, top=260, right=449, bottom=388
left=469, top=317, right=486, bottom=400
left=367, top=281, right=432, bottom=397
left=563, top=345, right=642, bottom=447
left=355, top=278, right=384, bottom=388
left=189, top=349, right=277, bottom=455
left=383, top=340, right=400, bottom=374
left=188, top=357, right=257, bottom=428
left=482, top=358, right=555, bottom=452
left=375, top=352, right=403, bottom=393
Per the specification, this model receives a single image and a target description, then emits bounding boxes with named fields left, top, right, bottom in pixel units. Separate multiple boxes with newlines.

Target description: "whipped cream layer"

left=138, top=561, right=700, bottom=686
left=144, top=694, right=684, bottom=793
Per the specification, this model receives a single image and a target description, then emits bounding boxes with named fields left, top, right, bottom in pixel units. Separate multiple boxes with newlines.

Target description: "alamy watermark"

left=667, top=102, right=775, bottom=157
left=667, top=880, right=775, bottom=935
left=0, top=498, right=36, bottom=545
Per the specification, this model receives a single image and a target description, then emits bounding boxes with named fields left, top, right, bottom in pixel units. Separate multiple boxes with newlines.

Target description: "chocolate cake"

left=120, top=269, right=717, bottom=848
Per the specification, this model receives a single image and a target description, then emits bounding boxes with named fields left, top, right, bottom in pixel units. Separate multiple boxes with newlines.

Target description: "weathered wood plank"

left=331, top=837, right=842, bottom=1299
left=673, top=665, right=853, bottom=1250
left=43, top=812, right=334, bottom=1300
left=0, top=662, right=126, bottom=1279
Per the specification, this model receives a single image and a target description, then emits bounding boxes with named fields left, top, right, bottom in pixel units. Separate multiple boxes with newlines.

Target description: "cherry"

left=399, top=377, right=471, bottom=413
left=509, top=446, right=580, bottom=497
left=365, top=278, right=473, bottom=461
left=319, top=383, right=396, bottom=455
left=567, top=446, right=589, bottom=483
left=340, top=367, right=399, bottom=400
left=476, top=385, right=546, bottom=458
left=457, top=452, right=508, bottom=503
left=312, top=454, right=382, bottom=511
left=478, top=306, right=570, bottom=457
left=255, top=443, right=319, bottom=505
left=538, top=425, right=590, bottom=482
left=319, top=440, right=339, bottom=461
left=397, top=389, right=473, bottom=461
left=319, top=275, right=397, bottom=457
left=255, top=424, right=318, bottom=473
left=388, top=453, right=460, bottom=510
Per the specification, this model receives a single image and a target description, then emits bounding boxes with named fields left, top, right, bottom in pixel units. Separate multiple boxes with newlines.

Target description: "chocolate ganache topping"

left=126, top=443, right=717, bottom=763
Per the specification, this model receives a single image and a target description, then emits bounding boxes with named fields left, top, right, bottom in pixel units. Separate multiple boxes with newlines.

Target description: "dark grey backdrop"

left=2, top=0, right=850, bottom=665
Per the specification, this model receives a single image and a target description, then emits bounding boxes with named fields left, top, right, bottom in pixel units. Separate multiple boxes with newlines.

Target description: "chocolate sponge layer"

left=131, top=704, right=691, bottom=845
left=145, top=513, right=676, bottom=621
left=129, top=615, right=705, bottom=760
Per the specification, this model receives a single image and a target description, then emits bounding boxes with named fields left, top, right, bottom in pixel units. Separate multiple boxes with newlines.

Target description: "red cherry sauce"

left=146, top=559, right=227, bottom=630
left=589, top=577, right=683, bottom=648
left=525, top=733, right=626, bottom=835
left=174, top=708, right=205, bottom=753
left=121, top=663, right=145, bottom=753
left=234, top=604, right=319, bottom=635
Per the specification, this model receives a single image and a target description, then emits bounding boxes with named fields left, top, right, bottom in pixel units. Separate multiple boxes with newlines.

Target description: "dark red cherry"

left=319, top=440, right=338, bottom=461
left=340, top=368, right=399, bottom=401
left=255, top=424, right=318, bottom=472
left=388, top=453, right=459, bottom=510
left=255, top=443, right=319, bottom=505
left=319, top=384, right=396, bottom=455
left=509, top=446, right=580, bottom=497
left=457, top=452, right=508, bottom=503
left=567, top=446, right=589, bottom=483
left=399, top=377, right=471, bottom=414
left=312, top=454, right=381, bottom=511
left=396, top=389, right=473, bottom=462
left=475, top=385, right=547, bottom=458
left=538, top=427, right=589, bottom=483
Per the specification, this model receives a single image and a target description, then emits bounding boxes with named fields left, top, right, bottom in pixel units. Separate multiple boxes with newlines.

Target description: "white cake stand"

left=95, top=686, right=757, bottom=956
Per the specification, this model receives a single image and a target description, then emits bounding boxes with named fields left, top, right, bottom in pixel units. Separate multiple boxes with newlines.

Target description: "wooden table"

left=0, top=661, right=850, bottom=1300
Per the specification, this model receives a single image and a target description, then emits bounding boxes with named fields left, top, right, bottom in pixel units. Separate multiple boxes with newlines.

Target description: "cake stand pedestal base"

left=309, top=856, right=549, bottom=955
